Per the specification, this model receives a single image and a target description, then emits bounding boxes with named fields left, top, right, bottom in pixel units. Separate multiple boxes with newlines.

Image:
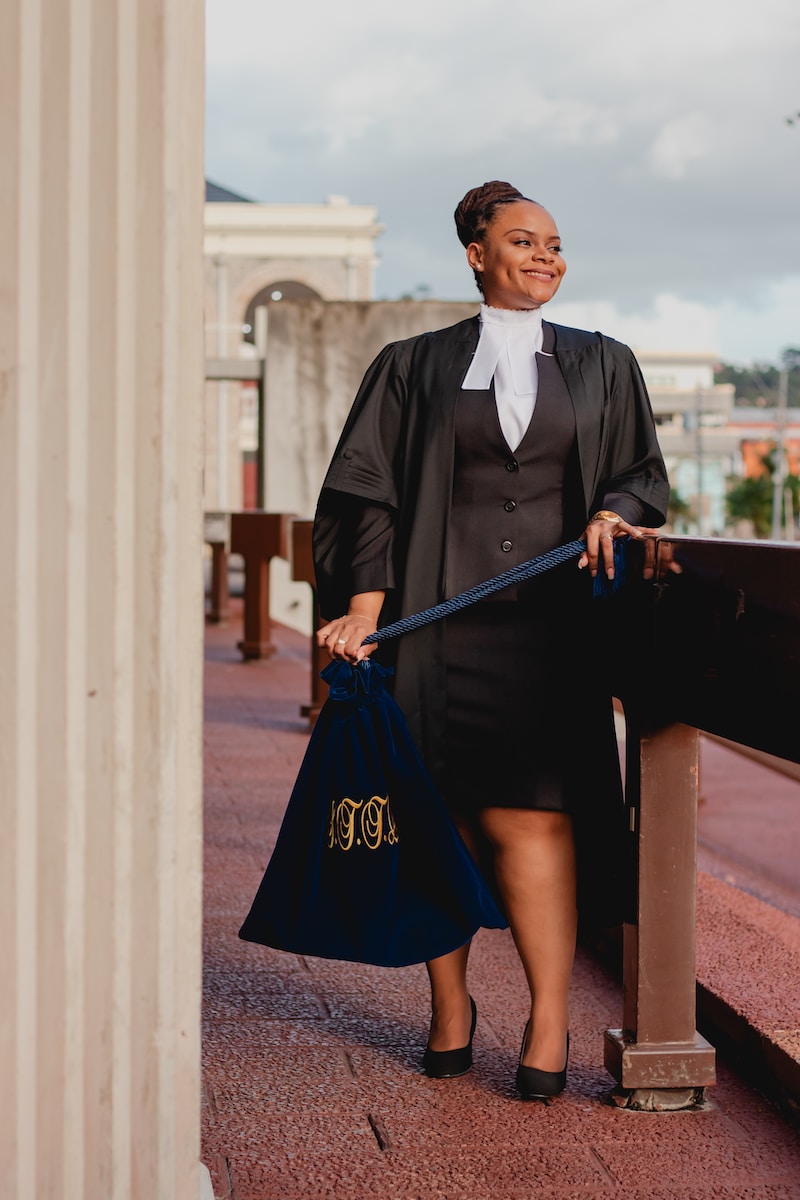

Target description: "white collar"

left=480, top=303, right=544, bottom=329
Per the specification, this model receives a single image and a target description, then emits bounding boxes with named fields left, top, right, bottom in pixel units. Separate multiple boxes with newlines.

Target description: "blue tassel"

left=592, top=536, right=627, bottom=599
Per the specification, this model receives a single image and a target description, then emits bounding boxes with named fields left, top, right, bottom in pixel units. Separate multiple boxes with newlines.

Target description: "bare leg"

left=425, top=941, right=473, bottom=1051
left=424, top=817, right=480, bottom=1051
left=480, top=807, right=576, bottom=1071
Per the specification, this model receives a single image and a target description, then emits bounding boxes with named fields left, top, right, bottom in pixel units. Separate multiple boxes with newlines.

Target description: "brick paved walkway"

left=202, top=612, right=800, bottom=1199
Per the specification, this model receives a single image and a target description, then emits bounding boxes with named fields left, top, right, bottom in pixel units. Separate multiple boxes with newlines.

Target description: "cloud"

left=715, top=277, right=800, bottom=362
left=647, top=115, right=712, bottom=180
left=205, top=0, right=800, bottom=361
left=547, top=293, right=720, bottom=353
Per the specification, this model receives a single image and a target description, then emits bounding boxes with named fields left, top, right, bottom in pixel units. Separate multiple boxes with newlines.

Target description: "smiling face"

left=466, top=200, right=565, bottom=310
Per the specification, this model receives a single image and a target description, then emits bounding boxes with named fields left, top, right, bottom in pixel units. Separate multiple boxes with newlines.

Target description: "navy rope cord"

left=360, top=536, right=626, bottom=647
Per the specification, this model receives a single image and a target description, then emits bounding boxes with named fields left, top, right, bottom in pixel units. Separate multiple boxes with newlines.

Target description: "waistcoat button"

left=501, top=540, right=513, bottom=552
left=504, top=499, right=516, bottom=512
left=505, top=459, right=518, bottom=472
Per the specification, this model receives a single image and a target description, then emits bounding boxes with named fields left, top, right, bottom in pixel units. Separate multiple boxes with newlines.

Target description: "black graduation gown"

left=313, top=316, right=669, bottom=789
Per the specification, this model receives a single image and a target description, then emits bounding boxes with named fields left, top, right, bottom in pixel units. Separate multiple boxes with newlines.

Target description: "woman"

left=312, top=181, right=668, bottom=1099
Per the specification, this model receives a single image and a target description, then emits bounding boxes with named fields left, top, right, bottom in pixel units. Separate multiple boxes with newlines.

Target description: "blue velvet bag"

left=238, top=658, right=507, bottom=967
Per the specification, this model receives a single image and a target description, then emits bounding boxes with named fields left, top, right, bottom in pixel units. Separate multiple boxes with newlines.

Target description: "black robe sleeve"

left=350, top=505, right=396, bottom=598
left=317, top=341, right=409, bottom=507
left=593, top=338, right=669, bottom=526
left=313, top=340, right=411, bottom=619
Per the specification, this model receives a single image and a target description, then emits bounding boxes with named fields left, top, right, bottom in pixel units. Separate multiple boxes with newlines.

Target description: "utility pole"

left=695, top=385, right=704, bottom=536
left=771, top=363, right=788, bottom=539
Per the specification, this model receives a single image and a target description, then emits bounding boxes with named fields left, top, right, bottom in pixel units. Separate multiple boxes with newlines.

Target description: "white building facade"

left=203, top=184, right=383, bottom=511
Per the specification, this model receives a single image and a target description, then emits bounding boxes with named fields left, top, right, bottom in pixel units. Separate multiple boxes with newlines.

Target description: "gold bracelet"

left=590, top=510, right=622, bottom=524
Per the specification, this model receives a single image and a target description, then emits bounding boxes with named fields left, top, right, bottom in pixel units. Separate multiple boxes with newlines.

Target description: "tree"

left=715, top=354, right=800, bottom=407
left=726, top=449, right=800, bottom=536
left=726, top=473, right=773, bottom=536
left=667, top=489, right=693, bottom=530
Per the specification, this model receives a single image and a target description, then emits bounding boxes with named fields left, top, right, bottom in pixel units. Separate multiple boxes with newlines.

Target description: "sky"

left=205, top=0, right=800, bottom=364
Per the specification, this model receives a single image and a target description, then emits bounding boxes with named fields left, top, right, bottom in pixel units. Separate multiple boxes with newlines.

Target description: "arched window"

left=242, top=281, right=322, bottom=342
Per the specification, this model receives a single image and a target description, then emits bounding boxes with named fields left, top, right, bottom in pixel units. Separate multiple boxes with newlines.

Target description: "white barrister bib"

left=461, top=304, right=545, bottom=452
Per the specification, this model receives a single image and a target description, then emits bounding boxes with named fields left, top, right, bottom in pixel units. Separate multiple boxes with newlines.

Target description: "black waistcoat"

left=444, top=339, right=582, bottom=603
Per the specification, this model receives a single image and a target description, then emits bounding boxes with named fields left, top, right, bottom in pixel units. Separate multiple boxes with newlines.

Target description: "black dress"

left=344, top=327, right=633, bottom=817
left=442, top=352, right=586, bottom=816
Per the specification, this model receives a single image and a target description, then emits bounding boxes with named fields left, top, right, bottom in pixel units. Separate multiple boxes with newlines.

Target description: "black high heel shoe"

left=423, top=996, right=477, bottom=1078
left=515, top=1023, right=569, bottom=1100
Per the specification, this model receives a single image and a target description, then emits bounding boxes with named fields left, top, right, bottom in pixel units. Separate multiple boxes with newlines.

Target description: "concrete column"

left=0, top=0, right=205, bottom=1196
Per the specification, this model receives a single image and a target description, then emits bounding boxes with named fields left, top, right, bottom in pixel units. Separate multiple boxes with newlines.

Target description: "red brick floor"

left=202, top=612, right=800, bottom=1200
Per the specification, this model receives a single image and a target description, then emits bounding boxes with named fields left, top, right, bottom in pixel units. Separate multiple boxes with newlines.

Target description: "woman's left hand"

left=317, top=614, right=379, bottom=663
left=578, top=515, right=645, bottom=581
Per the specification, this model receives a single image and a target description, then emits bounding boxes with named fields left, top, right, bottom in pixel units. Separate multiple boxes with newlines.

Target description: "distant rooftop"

left=205, top=180, right=254, bottom=203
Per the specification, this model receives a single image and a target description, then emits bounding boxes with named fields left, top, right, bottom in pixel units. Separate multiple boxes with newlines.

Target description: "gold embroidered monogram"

left=328, top=794, right=398, bottom=851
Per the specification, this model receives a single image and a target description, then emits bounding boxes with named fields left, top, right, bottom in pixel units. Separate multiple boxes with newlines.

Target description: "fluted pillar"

left=0, top=0, right=205, bottom=1196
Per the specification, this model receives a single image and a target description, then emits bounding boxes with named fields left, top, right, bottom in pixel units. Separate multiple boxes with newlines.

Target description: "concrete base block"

left=604, top=1028, right=717, bottom=1090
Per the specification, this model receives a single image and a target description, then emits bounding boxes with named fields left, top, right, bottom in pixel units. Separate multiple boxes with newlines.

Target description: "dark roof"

left=205, top=180, right=254, bottom=203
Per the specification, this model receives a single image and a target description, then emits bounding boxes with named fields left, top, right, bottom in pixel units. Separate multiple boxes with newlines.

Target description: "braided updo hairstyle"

left=454, top=180, right=536, bottom=295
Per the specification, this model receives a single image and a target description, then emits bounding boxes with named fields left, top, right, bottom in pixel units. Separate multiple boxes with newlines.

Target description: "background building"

left=636, top=350, right=736, bottom=536
left=203, top=183, right=383, bottom=510
left=638, top=351, right=800, bottom=538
